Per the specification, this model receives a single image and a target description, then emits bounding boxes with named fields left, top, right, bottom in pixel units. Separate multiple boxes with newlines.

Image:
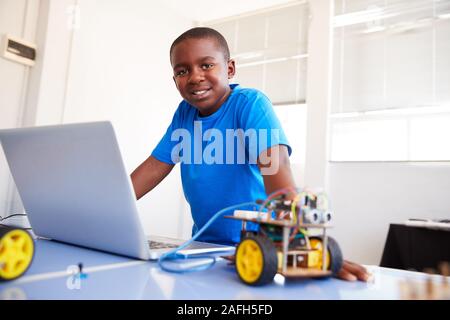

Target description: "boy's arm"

left=257, top=145, right=370, bottom=282
left=130, top=156, right=174, bottom=200
left=257, top=144, right=296, bottom=197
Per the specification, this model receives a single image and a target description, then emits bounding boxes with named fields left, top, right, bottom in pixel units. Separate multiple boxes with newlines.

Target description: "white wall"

left=0, top=0, right=41, bottom=216
left=24, top=0, right=77, bottom=127
left=305, top=0, right=333, bottom=188
left=60, top=0, right=195, bottom=239
left=328, top=162, right=450, bottom=265
left=1, top=0, right=195, bottom=238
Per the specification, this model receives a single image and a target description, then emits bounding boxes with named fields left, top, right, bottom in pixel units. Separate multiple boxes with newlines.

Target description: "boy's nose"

left=188, top=67, right=205, bottom=83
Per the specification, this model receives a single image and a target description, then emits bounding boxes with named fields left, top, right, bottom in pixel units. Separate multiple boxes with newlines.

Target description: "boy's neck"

left=197, top=86, right=233, bottom=117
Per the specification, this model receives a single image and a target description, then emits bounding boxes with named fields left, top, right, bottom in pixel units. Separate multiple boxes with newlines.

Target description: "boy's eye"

left=175, top=69, right=187, bottom=77
left=202, top=63, right=214, bottom=70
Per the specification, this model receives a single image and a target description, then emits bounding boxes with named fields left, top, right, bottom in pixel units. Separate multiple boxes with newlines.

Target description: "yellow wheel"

left=235, top=235, right=277, bottom=286
left=310, top=236, right=343, bottom=275
left=0, top=227, right=34, bottom=281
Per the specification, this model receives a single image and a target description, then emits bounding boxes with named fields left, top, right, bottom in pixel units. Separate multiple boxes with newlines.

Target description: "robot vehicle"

left=225, top=190, right=343, bottom=286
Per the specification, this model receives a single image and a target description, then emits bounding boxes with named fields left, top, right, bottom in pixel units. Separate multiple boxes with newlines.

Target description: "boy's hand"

left=337, top=260, right=371, bottom=282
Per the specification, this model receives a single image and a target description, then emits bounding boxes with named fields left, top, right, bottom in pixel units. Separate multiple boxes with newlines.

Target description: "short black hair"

left=170, top=27, right=230, bottom=63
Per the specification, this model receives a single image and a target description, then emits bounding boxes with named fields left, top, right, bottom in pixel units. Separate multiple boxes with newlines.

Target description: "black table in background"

left=380, top=223, right=450, bottom=271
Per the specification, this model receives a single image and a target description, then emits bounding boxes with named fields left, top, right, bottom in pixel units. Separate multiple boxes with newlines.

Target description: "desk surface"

left=0, top=239, right=446, bottom=300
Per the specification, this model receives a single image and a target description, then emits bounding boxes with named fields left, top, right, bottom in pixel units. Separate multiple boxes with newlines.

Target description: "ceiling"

left=161, top=0, right=299, bottom=22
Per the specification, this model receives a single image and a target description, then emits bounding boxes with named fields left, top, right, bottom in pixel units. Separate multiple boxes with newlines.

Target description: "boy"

left=131, top=27, right=369, bottom=282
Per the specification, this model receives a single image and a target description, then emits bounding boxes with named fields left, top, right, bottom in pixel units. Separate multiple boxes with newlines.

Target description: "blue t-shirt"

left=151, top=84, right=291, bottom=245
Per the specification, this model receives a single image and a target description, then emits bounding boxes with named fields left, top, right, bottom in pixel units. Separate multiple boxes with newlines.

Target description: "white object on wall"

left=1, top=34, right=37, bottom=66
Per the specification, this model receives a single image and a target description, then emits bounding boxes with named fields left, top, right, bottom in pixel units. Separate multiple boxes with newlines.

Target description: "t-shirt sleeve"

left=238, top=91, right=292, bottom=162
left=151, top=104, right=183, bottom=165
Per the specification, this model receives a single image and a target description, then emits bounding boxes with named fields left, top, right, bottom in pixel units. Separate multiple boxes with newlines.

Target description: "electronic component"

left=234, top=210, right=268, bottom=220
left=303, top=209, right=321, bottom=224
left=320, top=211, right=332, bottom=223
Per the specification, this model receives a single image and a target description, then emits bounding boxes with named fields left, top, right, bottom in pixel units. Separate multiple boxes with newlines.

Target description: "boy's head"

left=170, top=27, right=235, bottom=116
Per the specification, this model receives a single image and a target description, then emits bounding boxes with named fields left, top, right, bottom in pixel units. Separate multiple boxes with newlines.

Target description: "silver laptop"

left=0, top=121, right=235, bottom=260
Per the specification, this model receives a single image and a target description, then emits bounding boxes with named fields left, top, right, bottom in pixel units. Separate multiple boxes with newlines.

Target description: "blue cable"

left=158, top=201, right=257, bottom=273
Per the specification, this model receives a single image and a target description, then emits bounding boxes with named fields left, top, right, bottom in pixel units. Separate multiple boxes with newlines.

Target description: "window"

left=273, top=104, right=307, bottom=164
left=330, top=0, right=450, bottom=161
left=203, top=1, right=309, bottom=164
left=206, top=2, right=309, bottom=105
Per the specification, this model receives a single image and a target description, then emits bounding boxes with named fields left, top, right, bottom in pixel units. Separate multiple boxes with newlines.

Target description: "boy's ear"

left=227, top=59, right=236, bottom=79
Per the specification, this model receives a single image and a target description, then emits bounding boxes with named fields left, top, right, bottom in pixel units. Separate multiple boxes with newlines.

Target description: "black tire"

left=311, top=236, right=343, bottom=276
left=235, top=234, right=278, bottom=286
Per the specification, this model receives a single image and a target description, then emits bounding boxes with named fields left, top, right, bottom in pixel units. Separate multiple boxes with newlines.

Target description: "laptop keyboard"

left=148, top=239, right=233, bottom=252
left=148, top=240, right=179, bottom=249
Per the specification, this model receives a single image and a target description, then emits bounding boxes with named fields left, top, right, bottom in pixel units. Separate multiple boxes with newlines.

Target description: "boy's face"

left=171, top=37, right=235, bottom=116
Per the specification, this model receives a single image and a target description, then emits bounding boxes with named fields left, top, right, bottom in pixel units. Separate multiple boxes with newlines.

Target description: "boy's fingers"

left=337, top=268, right=357, bottom=281
left=342, top=260, right=370, bottom=281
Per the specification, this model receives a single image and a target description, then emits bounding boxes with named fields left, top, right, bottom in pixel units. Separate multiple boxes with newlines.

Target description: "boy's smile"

left=171, top=38, right=235, bottom=116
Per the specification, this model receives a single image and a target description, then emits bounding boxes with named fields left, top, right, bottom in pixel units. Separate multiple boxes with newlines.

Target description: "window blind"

left=204, top=1, right=310, bottom=105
